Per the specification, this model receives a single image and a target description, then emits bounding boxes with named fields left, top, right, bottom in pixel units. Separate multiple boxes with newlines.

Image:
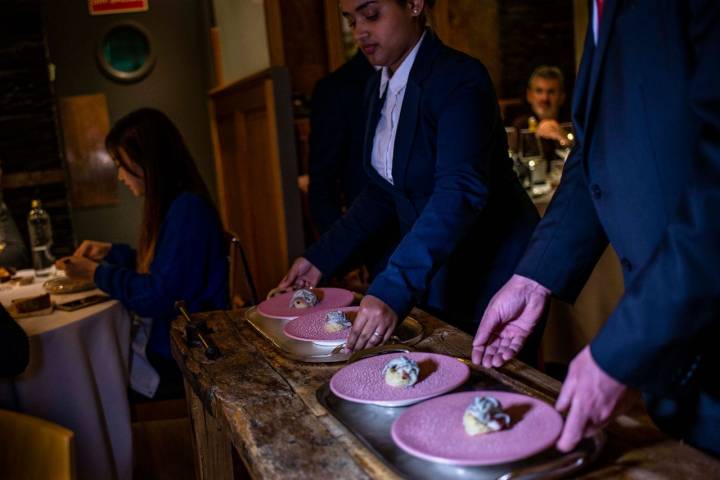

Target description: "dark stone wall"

left=499, top=0, right=576, bottom=118
left=0, top=0, right=75, bottom=260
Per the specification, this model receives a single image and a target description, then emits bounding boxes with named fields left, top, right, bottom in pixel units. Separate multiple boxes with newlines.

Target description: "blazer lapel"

left=363, top=71, right=390, bottom=186
left=583, top=0, right=620, bottom=133
left=391, top=31, right=440, bottom=191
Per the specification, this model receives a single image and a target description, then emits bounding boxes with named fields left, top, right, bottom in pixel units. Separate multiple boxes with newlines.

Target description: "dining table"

left=0, top=270, right=133, bottom=480
left=171, top=307, right=720, bottom=480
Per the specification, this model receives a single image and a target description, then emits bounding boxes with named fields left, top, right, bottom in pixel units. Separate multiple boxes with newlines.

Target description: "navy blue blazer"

left=306, top=32, right=539, bottom=331
left=516, top=0, right=720, bottom=452
left=94, top=192, right=229, bottom=358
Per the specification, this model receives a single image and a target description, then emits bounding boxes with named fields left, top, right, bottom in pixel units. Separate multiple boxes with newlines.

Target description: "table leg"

left=184, top=380, right=233, bottom=480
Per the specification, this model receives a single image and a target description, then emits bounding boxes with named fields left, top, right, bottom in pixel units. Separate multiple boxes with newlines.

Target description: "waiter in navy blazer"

left=473, top=0, right=720, bottom=455
left=279, top=0, right=539, bottom=355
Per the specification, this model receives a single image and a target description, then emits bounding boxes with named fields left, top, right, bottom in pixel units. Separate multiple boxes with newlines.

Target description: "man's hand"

left=346, top=295, right=398, bottom=352
left=536, top=119, right=570, bottom=145
left=74, top=240, right=112, bottom=261
left=277, top=257, right=322, bottom=290
left=472, top=274, right=550, bottom=368
left=55, top=256, right=99, bottom=282
left=555, top=346, right=637, bottom=452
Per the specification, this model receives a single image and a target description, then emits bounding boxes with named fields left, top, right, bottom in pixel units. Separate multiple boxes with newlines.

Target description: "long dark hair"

left=105, top=108, right=212, bottom=273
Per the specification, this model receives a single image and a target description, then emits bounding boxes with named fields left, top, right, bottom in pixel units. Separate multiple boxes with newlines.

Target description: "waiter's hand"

left=55, top=256, right=98, bottom=282
left=74, top=240, right=111, bottom=261
left=277, top=257, right=321, bottom=290
left=346, top=295, right=398, bottom=352
left=472, top=274, right=550, bottom=368
left=555, top=346, right=637, bottom=452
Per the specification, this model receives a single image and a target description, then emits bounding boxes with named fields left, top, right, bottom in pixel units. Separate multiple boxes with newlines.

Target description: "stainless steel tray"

left=317, top=363, right=604, bottom=479
left=244, top=307, right=424, bottom=363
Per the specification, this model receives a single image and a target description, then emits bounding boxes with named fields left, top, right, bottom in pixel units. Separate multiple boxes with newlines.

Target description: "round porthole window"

left=97, top=22, right=155, bottom=82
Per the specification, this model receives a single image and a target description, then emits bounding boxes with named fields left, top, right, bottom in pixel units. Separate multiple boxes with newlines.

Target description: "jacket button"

left=590, top=184, right=603, bottom=199
left=621, top=258, right=633, bottom=272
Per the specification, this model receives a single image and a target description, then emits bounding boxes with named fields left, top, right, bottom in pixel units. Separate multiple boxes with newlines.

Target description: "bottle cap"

left=31, top=199, right=42, bottom=209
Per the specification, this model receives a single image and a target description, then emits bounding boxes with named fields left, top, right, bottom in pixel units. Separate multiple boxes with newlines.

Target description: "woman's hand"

left=346, top=295, right=398, bottom=352
left=55, top=256, right=99, bottom=282
left=74, top=240, right=112, bottom=261
left=277, top=257, right=322, bottom=290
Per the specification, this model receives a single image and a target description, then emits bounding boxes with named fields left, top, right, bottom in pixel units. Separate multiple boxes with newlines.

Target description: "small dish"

left=257, top=287, right=355, bottom=320
left=391, top=390, right=563, bottom=466
left=329, top=352, right=470, bottom=407
left=43, top=277, right=96, bottom=295
left=283, top=307, right=357, bottom=346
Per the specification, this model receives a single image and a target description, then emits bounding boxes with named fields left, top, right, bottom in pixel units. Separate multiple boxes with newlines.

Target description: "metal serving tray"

left=244, top=307, right=424, bottom=363
left=317, top=361, right=604, bottom=479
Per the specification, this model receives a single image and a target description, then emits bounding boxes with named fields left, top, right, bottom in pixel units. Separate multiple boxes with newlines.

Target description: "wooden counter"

left=170, top=309, right=720, bottom=480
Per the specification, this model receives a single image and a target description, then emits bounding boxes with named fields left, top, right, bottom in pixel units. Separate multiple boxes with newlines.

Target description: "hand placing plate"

left=391, top=391, right=563, bottom=466
left=257, top=287, right=354, bottom=320
left=283, top=307, right=357, bottom=346
left=330, top=352, right=470, bottom=407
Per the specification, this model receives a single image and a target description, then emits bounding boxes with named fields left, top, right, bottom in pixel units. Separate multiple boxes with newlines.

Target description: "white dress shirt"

left=371, top=32, right=426, bottom=185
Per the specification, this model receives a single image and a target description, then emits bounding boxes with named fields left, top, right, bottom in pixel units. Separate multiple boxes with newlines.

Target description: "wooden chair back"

left=0, top=409, right=75, bottom=480
left=225, top=230, right=259, bottom=309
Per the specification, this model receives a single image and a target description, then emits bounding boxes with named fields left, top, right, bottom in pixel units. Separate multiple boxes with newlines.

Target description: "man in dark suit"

left=308, top=51, right=398, bottom=280
left=309, top=51, right=375, bottom=235
left=473, top=0, right=720, bottom=456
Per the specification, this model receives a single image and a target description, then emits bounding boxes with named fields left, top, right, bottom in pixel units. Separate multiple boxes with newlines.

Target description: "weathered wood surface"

left=170, top=309, right=720, bottom=480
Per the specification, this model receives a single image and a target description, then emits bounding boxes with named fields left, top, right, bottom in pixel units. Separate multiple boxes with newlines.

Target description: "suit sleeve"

left=308, top=77, right=345, bottom=234
left=94, top=195, right=223, bottom=319
left=104, top=243, right=137, bottom=269
left=365, top=77, right=498, bottom=319
left=514, top=143, right=609, bottom=302
left=590, top=0, right=720, bottom=394
left=304, top=181, right=396, bottom=276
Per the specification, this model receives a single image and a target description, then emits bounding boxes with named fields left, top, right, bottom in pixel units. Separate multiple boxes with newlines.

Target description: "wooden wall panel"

left=210, top=68, right=304, bottom=299
left=265, top=0, right=329, bottom=99
left=431, top=0, right=502, bottom=93
left=57, top=93, right=117, bottom=208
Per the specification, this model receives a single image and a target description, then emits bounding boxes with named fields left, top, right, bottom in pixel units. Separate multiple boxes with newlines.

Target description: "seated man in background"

left=512, top=65, right=573, bottom=160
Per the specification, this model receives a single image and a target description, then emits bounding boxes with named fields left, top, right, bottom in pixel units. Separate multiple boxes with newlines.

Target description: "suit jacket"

left=306, top=32, right=539, bottom=331
left=308, top=51, right=375, bottom=235
left=516, top=0, right=720, bottom=449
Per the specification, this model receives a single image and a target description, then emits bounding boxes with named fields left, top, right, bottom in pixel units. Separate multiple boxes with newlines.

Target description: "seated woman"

left=57, top=108, right=228, bottom=397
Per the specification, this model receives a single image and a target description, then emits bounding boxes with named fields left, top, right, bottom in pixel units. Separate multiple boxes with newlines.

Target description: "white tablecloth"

left=0, top=272, right=132, bottom=480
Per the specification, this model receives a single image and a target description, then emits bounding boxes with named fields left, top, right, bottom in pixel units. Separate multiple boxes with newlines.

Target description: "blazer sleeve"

left=94, top=194, right=224, bottom=319
left=104, top=243, right=137, bottom=269
left=308, top=77, right=345, bottom=234
left=304, top=182, right=396, bottom=276
left=514, top=143, right=609, bottom=302
left=366, top=78, right=497, bottom=318
left=590, top=0, right=720, bottom=394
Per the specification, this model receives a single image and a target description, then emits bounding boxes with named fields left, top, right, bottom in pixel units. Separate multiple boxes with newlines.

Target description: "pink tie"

left=597, top=0, right=604, bottom=24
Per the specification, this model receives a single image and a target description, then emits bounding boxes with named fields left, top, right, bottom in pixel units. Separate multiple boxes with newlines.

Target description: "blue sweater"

left=94, top=192, right=228, bottom=358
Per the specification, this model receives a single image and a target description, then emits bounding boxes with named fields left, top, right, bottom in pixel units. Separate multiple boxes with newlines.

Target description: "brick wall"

left=0, top=0, right=75, bottom=259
